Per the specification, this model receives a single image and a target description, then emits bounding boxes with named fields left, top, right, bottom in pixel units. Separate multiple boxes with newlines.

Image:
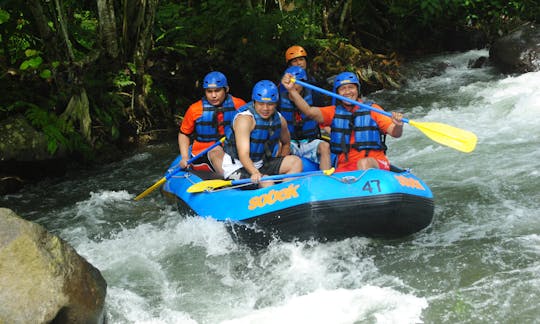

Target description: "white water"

left=3, top=49, right=540, bottom=323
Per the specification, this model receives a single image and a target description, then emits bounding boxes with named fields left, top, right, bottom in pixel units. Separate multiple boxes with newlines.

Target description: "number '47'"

left=362, top=180, right=381, bottom=193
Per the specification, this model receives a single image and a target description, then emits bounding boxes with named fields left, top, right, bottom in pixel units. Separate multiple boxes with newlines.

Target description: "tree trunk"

left=25, top=0, right=59, bottom=59
left=53, top=0, right=75, bottom=61
left=121, top=0, right=159, bottom=133
left=96, top=0, right=120, bottom=58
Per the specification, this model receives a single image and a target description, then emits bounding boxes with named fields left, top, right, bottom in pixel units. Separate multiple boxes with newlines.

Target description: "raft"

left=161, top=155, right=434, bottom=242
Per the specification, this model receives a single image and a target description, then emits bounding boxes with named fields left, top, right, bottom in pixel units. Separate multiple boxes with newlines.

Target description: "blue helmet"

left=333, top=72, right=360, bottom=92
left=203, top=71, right=228, bottom=89
left=332, top=72, right=361, bottom=104
left=252, top=80, right=279, bottom=103
left=283, top=65, right=307, bottom=81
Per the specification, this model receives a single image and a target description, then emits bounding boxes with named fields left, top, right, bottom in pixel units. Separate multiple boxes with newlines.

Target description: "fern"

left=25, top=105, right=77, bottom=154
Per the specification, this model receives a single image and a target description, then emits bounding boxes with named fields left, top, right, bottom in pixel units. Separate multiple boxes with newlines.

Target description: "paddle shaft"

left=134, top=138, right=224, bottom=200
left=293, top=79, right=409, bottom=123
left=230, top=169, right=329, bottom=186
left=293, top=78, right=477, bottom=153
left=166, top=137, right=225, bottom=180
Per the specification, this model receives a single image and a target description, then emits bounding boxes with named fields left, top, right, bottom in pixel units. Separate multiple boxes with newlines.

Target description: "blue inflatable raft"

left=160, top=155, right=434, bottom=242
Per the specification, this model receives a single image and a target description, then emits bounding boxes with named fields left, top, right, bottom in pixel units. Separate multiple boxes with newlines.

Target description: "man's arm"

left=178, top=133, right=191, bottom=159
left=234, top=115, right=261, bottom=177
left=279, top=116, right=291, bottom=156
left=371, top=105, right=403, bottom=138
left=386, top=111, right=404, bottom=138
left=281, top=73, right=325, bottom=123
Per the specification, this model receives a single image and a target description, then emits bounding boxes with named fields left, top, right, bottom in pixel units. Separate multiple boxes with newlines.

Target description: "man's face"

left=254, top=101, right=277, bottom=120
left=289, top=57, right=307, bottom=70
left=205, top=87, right=227, bottom=106
left=337, top=83, right=358, bottom=107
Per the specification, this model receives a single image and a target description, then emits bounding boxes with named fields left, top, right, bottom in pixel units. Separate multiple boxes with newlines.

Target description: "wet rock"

left=0, top=208, right=107, bottom=324
left=468, top=56, right=488, bottom=69
left=490, top=22, right=540, bottom=73
left=0, top=114, right=68, bottom=195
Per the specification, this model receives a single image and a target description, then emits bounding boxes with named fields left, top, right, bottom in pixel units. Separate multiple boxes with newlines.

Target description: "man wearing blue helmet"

left=178, top=71, right=246, bottom=174
left=281, top=71, right=403, bottom=172
left=279, top=66, right=331, bottom=171
left=222, top=80, right=302, bottom=188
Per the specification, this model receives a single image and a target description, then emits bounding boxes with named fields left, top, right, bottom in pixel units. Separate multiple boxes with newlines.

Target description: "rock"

left=0, top=114, right=68, bottom=195
left=0, top=114, right=67, bottom=161
left=0, top=208, right=107, bottom=324
left=490, top=22, right=540, bottom=73
left=468, top=56, right=488, bottom=69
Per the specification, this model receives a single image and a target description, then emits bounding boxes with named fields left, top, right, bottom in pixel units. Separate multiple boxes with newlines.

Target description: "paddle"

left=134, top=137, right=225, bottom=200
left=292, top=78, right=478, bottom=153
left=187, top=168, right=335, bottom=193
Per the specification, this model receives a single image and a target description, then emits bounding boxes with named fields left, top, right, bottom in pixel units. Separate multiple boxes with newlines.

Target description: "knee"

left=288, top=155, right=303, bottom=172
left=318, top=141, right=330, bottom=154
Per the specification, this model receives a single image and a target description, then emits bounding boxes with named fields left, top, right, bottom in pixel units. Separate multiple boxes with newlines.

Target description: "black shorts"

left=190, top=153, right=216, bottom=172
left=227, top=157, right=285, bottom=180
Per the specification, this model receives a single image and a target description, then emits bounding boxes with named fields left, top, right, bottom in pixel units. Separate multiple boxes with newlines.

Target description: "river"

left=2, top=49, right=540, bottom=323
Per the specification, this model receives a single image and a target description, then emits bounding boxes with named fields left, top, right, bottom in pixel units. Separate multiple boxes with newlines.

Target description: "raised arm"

left=281, top=73, right=324, bottom=123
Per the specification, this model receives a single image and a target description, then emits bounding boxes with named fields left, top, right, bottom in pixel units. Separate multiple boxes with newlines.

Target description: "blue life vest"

left=330, top=103, right=386, bottom=158
left=279, top=90, right=320, bottom=140
left=195, top=95, right=237, bottom=142
left=224, top=102, right=281, bottom=162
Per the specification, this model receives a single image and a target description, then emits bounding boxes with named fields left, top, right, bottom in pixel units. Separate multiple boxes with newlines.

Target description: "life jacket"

left=330, top=102, right=387, bottom=160
left=224, top=102, right=281, bottom=162
left=279, top=90, right=320, bottom=140
left=195, top=95, right=237, bottom=142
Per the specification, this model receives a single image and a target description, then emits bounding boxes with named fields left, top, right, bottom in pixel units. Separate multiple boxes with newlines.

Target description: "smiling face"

left=253, top=101, right=277, bottom=120
left=204, top=87, right=227, bottom=106
left=337, top=83, right=359, bottom=107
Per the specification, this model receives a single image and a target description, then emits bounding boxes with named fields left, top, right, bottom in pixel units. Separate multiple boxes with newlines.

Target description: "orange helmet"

left=285, top=45, right=307, bottom=63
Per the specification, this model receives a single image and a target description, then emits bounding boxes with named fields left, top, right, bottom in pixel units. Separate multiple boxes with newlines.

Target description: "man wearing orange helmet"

left=284, top=45, right=325, bottom=107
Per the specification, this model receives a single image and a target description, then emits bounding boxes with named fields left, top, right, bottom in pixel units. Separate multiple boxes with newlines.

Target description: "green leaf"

left=40, top=69, right=52, bottom=79
left=20, top=56, right=43, bottom=70
left=25, top=49, right=39, bottom=57
left=0, top=9, right=10, bottom=24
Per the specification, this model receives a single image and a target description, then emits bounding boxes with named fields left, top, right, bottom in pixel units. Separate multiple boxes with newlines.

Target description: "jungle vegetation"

left=1, top=0, right=538, bottom=160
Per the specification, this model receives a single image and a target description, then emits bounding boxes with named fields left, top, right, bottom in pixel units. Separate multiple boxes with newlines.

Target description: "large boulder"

left=0, top=208, right=107, bottom=324
left=490, top=22, right=540, bottom=73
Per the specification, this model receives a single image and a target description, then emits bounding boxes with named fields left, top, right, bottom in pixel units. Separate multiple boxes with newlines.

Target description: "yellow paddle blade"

left=187, top=179, right=233, bottom=193
left=134, top=177, right=167, bottom=201
left=409, top=120, right=477, bottom=153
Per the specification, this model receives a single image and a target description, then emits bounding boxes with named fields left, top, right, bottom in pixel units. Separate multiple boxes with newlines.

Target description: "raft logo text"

left=248, top=184, right=300, bottom=210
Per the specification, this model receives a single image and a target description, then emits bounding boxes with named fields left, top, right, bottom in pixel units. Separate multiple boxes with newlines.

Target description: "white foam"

left=221, top=286, right=428, bottom=324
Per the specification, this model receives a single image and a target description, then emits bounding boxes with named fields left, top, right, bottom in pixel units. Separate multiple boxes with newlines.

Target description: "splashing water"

left=3, top=49, right=540, bottom=323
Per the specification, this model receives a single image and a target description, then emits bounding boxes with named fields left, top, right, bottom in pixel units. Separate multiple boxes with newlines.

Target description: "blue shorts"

left=290, top=139, right=323, bottom=164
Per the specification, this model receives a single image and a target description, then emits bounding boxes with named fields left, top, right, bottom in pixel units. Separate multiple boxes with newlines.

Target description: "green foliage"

left=72, top=10, right=98, bottom=51
left=19, top=50, right=43, bottom=70
left=113, top=70, right=136, bottom=89
left=0, top=8, right=10, bottom=24
left=2, top=0, right=538, bottom=165
left=24, top=104, right=85, bottom=155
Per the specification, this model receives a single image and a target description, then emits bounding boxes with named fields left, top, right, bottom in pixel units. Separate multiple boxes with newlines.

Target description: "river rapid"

left=2, top=49, right=540, bottom=323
